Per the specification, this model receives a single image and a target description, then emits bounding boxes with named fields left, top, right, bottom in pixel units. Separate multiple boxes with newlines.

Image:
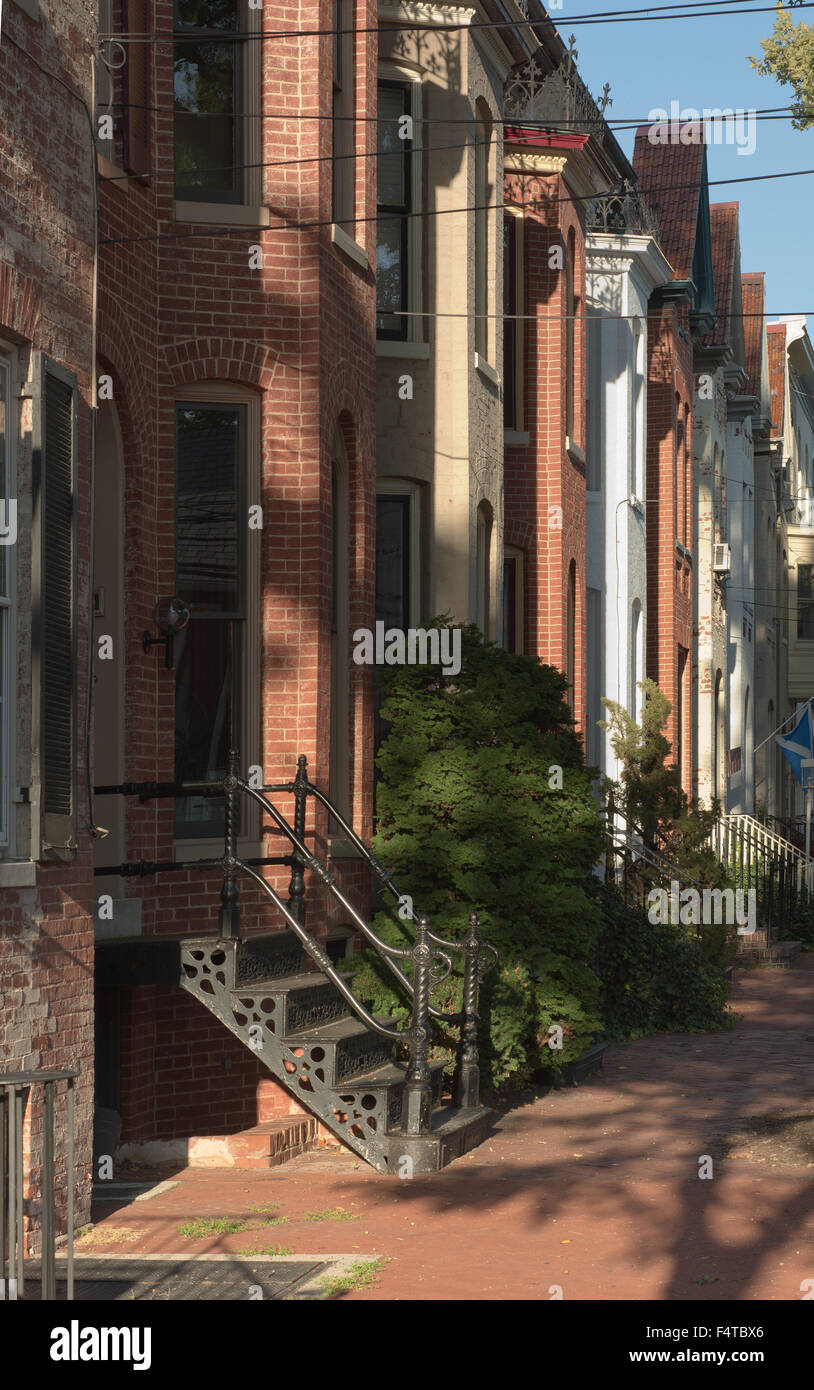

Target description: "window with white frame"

left=376, top=73, right=421, bottom=341
left=0, top=351, right=14, bottom=852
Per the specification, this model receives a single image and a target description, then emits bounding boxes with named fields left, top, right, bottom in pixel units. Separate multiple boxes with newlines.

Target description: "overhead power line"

left=96, top=109, right=813, bottom=188
left=99, top=164, right=814, bottom=248
left=104, top=1, right=814, bottom=43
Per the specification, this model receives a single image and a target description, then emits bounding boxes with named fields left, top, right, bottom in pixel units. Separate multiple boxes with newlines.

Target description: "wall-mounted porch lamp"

left=142, top=597, right=190, bottom=669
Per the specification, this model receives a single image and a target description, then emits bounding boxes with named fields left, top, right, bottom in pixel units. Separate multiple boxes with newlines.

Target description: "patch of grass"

left=76, top=1225, right=141, bottom=1246
left=241, top=1243, right=295, bottom=1257
left=302, top=1206, right=359, bottom=1223
left=321, top=1258, right=386, bottom=1299
left=177, top=1217, right=249, bottom=1239
left=249, top=1205, right=287, bottom=1226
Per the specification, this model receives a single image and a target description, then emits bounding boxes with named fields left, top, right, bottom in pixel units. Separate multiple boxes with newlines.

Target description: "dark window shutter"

left=123, top=0, right=151, bottom=177
left=41, top=372, right=76, bottom=846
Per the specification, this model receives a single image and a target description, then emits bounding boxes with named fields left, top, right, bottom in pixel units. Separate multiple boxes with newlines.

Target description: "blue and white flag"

left=777, top=704, right=814, bottom=786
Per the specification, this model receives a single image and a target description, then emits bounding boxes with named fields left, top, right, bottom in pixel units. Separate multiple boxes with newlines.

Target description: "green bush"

left=595, top=880, right=732, bottom=1038
left=350, top=623, right=604, bottom=1088
left=349, top=624, right=731, bottom=1090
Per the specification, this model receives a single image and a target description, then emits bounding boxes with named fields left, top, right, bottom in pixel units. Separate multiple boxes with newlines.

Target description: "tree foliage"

left=750, top=5, right=814, bottom=129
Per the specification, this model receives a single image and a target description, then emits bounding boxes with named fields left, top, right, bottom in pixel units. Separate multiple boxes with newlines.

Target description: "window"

left=798, top=563, right=814, bottom=639
left=0, top=353, right=14, bottom=850
left=330, top=433, right=350, bottom=819
left=630, top=601, right=642, bottom=719
left=677, top=646, right=688, bottom=786
left=376, top=481, right=420, bottom=628
left=503, top=214, right=523, bottom=429
left=377, top=81, right=412, bottom=339
left=332, top=0, right=355, bottom=230
left=566, top=560, right=576, bottom=712
left=476, top=502, right=493, bottom=637
left=585, top=585, right=601, bottom=768
left=713, top=669, right=724, bottom=803
left=475, top=102, right=493, bottom=360
left=173, top=396, right=261, bottom=839
left=566, top=229, right=576, bottom=442
left=33, top=359, right=78, bottom=857
left=123, top=0, right=151, bottom=176
left=502, top=547, right=524, bottom=653
left=374, top=481, right=420, bottom=752
left=174, top=0, right=246, bottom=203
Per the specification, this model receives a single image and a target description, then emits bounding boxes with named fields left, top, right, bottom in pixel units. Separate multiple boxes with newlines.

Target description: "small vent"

left=42, top=374, right=75, bottom=822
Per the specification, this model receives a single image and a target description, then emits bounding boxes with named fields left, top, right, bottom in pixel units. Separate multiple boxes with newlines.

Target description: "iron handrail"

left=236, top=858, right=414, bottom=1042
left=304, top=777, right=478, bottom=955
left=239, top=780, right=467, bottom=1023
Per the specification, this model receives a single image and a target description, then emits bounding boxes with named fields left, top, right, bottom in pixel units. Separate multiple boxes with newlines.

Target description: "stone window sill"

left=331, top=223, right=370, bottom=270
left=173, top=202, right=270, bottom=227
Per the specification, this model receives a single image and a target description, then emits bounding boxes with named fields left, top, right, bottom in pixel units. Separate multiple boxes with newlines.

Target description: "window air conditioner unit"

left=713, top=542, right=731, bottom=575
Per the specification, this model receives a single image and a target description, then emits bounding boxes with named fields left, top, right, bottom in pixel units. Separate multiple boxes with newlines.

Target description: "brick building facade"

left=92, top=0, right=379, bottom=1148
left=0, top=0, right=97, bottom=1230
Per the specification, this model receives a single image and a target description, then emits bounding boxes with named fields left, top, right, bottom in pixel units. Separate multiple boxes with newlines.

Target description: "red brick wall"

left=96, top=1, right=378, bottom=1141
left=504, top=161, right=587, bottom=736
left=0, top=0, right=97, bottom=1235
left=645, top=301, right=694, bottom=783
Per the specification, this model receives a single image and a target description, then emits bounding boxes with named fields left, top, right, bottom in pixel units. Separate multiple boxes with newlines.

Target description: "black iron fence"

left=1, top=1069, right=76, bottom=1301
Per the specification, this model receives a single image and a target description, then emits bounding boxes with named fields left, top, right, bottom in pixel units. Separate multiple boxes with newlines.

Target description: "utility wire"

left=104, top=1, right=814, bottom=42
left=105, top=98, right=804, bottom=125
left=98, top=164, right=814, bottom=247
left=97, top=109, right=814, bottom=186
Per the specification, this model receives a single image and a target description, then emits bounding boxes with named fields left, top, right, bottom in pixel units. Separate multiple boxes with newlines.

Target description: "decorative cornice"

left=379, top=1, right=477, bottom=24
left=504, top=151, right=568, bottom=175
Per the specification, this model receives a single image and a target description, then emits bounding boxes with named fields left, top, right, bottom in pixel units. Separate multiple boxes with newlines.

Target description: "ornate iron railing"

left=95, top=753, right=497, bottom=1132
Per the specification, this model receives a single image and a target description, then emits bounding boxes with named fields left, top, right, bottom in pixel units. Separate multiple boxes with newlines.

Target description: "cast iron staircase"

left=96, top=753, right=497, bottom=1175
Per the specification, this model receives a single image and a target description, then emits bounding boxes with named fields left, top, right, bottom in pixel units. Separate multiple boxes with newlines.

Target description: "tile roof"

left=701, top=203, right=738, bottom=347
left=767, top=322, right=787, bottom=435
left=632, top=123, right=707, bottom=281
left=741, top=273, right=765, bottom=400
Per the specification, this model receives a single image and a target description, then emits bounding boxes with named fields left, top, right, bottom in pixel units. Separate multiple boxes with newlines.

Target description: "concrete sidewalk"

left=84, top=955, right=814, bottom=1300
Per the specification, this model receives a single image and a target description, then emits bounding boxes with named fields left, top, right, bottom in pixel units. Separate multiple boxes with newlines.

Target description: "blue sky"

left=566, top=1, right=813, bottom=320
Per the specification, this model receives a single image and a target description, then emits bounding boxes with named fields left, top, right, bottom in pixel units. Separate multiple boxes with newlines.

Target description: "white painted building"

left=585, top=195, right=671, bottom=781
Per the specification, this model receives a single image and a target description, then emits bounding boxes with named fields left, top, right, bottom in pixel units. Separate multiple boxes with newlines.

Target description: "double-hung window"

left=377, top=81, right=412, bottom=340
left=798, top=564, right=814, bottom=640
left=332, top=0, right=356, bottom=230
left=174, top=401, right=246, bottom=838
left=174, top=0, right=245, bottom=204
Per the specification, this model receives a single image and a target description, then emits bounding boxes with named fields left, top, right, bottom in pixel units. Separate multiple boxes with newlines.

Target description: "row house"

left=779, top=316, right=814, bottom=824
left=501, top=47, right=634, bottom=736
left=584, top=185, right=671, bottom=778
left=0, top=0, right=97, bottom=1225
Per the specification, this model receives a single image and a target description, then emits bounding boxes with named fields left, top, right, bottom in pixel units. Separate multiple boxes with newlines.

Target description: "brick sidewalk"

left=85, top=956, right=814, bottom=1301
